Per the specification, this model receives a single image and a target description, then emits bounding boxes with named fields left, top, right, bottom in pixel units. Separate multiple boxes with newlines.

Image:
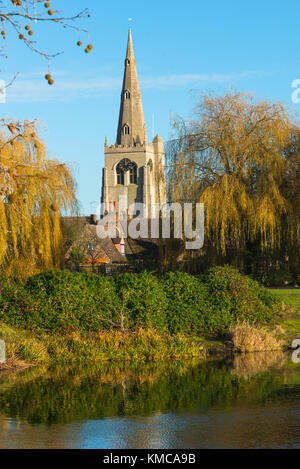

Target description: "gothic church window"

left=124, top=90, right=130, bottom=100
left=116, top=159, right=137, bottom=185
left=116, top=164, right=125, bottom=185
left=123, top=124, right=130, bottom=135
left=130, top=163, right=137, bottom=184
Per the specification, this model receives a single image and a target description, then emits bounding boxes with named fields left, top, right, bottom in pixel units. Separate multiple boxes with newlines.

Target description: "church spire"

left=116, top=29, right=147, bottom=146
left=126, top=28, right=134, bottom=59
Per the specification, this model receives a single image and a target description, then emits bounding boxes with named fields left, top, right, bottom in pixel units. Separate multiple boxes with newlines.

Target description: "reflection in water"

left=0, top=354, right=300, bottom=448
left=229, top=350, right=287, bottom=380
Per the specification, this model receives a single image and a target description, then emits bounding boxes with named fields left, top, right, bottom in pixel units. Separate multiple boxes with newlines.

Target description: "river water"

left=0, top=352, right=300, bottom=449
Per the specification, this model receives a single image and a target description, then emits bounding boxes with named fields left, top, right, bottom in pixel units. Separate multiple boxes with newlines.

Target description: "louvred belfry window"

left=130, top=163, right=137, bottom=184
left=123, top=124, right=130, bottom=135
left=116, top=164, right=125, bottom=185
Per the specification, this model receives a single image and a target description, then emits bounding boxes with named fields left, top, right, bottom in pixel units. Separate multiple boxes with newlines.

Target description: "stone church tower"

left=101, top=30, right=166, bottom=218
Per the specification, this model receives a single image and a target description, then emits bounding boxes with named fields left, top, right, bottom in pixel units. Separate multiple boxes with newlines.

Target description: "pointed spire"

left=126, top=28, right=134, bottom=59
left=116, top=30, right=147, bottom=146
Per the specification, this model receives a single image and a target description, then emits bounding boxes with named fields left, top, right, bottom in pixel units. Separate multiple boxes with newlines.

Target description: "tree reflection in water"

left=0, top=353, right=300, bottom=448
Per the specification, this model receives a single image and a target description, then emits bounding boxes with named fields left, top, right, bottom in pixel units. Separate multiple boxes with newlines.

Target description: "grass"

left=268, top=288, right=300, bottom=310
left=0, top=324, right=207, bottom=367
left=267, top=288, right=300, bottom=339
left=0, top=319, right=292, bottom=369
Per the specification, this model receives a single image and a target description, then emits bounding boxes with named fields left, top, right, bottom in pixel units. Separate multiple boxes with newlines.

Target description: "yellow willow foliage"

left=0, top=122, right=76, bottom=275
left=168, top=90, right=300, bottom=253
left=52, top=211, right=63, bottom=269
left=0, top=200, right=7, bottom=260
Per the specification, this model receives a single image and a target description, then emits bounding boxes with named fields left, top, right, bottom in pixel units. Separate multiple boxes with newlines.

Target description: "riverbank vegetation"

left=0, top=324, right=205, bottom=368
left=228, top=322, right=284, bottom=353
left=0, top=266, right=282, bottom=336
left=0, top=266, right=292, bottom=367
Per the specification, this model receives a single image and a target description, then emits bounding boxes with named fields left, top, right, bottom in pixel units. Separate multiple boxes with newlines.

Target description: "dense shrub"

left=0, top=271, right=121, bottom=332
left=201, top=265, right=281, bottom=333
left=0, top=276, right=33, bottom=328
left=163, top=271, right=211, bottom=334
left=114, top=272, right=168, bottom=331
left=0, top=266, right=282, bottom=336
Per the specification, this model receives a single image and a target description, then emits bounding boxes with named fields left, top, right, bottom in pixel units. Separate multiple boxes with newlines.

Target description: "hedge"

left=0, top=266, right=282, bottom=335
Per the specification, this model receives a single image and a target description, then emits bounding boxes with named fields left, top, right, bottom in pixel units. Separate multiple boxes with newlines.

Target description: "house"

left=62, top=215, right=161, bottom=274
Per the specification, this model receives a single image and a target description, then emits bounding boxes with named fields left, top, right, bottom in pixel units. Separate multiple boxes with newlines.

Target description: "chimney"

left=114, top=201, right=120, bottom=230
left=90, top=214, right=97, bottom=225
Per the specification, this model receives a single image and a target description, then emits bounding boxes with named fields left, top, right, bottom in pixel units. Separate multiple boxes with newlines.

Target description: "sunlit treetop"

left=0, top=116, right=77, bottom=276
left=166, top=90, right=300, bottom=254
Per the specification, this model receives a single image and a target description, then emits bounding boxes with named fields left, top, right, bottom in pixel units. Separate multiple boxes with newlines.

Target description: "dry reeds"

left=228, top=322, right=284, bottom=353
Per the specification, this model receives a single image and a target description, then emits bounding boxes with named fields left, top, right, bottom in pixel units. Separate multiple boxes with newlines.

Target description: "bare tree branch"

left=0, top=1, right=92, bottom=83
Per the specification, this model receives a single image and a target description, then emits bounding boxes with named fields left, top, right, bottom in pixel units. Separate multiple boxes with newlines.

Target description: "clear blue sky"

left=1, top=0, right=300, bottom=214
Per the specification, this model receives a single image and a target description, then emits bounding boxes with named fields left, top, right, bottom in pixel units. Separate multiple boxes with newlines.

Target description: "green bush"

left=201, top=265, right=280, bottom=333
left=0, top=267, right=281, bottom=336
left=114, top=272, right=168, bottom=331
left=0, top=271, right=121, bottom=332
left=163, top=271, right=211, bottom=334
left=0, top=276, right=33, bottom=328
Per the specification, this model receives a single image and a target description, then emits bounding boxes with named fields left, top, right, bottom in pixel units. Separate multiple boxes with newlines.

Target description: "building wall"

left=102, top=138, right=166, bottom=217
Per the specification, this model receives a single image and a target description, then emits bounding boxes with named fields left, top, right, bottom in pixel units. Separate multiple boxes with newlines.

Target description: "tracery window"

left=116, top=164, right=125, bottom=185
left=130, top=163, right=137, bottom=184
left=116, top=159, right=137, bottom=185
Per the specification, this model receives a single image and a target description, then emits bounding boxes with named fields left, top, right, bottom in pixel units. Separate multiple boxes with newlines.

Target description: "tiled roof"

left=62, top=217, right=161, bottom=265
left=65, top=223, right=126, bottom=264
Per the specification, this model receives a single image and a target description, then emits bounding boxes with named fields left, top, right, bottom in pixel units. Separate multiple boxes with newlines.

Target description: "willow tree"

left=167, top=91, right=300, bottom=258
left=0, top=119, right=76, bottom=277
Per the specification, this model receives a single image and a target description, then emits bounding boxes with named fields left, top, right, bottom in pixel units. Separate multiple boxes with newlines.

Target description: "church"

left=64, top=30, right=169, bottom=273
left=101, top=29, right=166, bottom=218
